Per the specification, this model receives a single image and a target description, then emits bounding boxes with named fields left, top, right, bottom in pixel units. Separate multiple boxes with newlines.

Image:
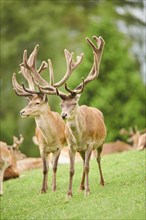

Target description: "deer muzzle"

left=61, top=112, right=67, bottom=120
left=20, top=110, right=28, bottom=117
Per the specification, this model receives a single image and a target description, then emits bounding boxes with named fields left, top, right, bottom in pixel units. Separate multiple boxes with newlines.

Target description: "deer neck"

left=67, top=106, right=84, bottom=140
left=35, top=105, right=54, bottom=144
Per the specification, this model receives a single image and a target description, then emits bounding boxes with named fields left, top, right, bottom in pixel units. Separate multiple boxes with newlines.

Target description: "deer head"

left=56, top=36, right=105, bottom=120
left=19, top=94, right=48, bottom=118
left=12, top=44, right=48, bottom=117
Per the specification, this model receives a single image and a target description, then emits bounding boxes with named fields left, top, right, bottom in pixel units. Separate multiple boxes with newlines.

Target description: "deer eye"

left=35, top=102, right=40, bottom=106
left=73, top=103, right=77, bottom=106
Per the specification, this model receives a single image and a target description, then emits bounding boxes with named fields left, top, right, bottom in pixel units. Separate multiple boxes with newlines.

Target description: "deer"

left=100, top=140, right=133, bottom=156
left=17, top=157, right=43, bottom=173
left=0, top=134, right=24, bottom=195
left=34, top=35, right=106, bottom=197
left=12, top=43, right=84, bottom=193
left=120, top=127, right=146, bottom=150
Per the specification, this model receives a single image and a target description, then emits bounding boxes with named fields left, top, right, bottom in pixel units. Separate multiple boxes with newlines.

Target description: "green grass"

left=1, top=150, right=145, bottom=220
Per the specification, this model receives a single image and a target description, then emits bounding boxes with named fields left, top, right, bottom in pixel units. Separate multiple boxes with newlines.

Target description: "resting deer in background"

left=0, top=134, right=24, bottom=195
left=12, top=44, right=83, bottom=193
left=100, top=140, right=133, bottom=156
left=120, top=127, right=146, bottom=150
left=36, top=36, right=106, bottom=197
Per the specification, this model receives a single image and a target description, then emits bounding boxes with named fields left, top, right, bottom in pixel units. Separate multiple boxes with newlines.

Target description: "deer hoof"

left=67, top=191, right=73, bottom=198
left=84, top=190, right=90, bottom=196
left=41, top=188, right=47, bottom=193
left=52, top=186, right=56, bottom=192
left=79, top=185, right=85, bottom=191
left=100, top=180, right=105, bottom=186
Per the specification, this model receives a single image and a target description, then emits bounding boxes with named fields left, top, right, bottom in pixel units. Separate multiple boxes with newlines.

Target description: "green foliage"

left=0, top=0, right=145, bottom=156
left=1, top=150, right=145, bottom=219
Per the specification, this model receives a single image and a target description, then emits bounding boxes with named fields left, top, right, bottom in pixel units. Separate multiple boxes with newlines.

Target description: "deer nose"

left=61, top=112, right=67, bottom=119
left=20, top=110, right=25, bottom=116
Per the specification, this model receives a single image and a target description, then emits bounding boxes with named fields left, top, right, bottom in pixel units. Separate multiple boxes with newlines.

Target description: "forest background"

left=0, top=0, right=145, bottom=157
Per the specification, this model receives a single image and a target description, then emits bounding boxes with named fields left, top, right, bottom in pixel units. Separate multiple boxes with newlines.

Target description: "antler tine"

left=53, top=49, right=84, bottom=87
left=48, top=59, right=54, bottom=86
left=13, top=135, right=24, bottom=149
left=19, top=65, right=35, bottom=90
left=92, top=35, right=105, bottom=65
left=70, top=36, right=105, bottom=93
left=20, top=45, right=49, bottom=87
left=21, top=83, right=40, bottom=95
left=12, top=73, right=33, bottom=97
left=38, top=61, right=48, bottom=74
left=75, top=52, right=98, bottom=91
left=19, top=46, right=39, bottom=90
left=28, top=73, right=56, bottom=95
left=12, top=136, right=18, bottom=148
left=55, top=88, right=69, bottom=100
left=21, top=44, right=39, bottom=70
left=19, top=134, right=24, bottom=145
left=38, top=49, right=84, bottom=95
left=65, top=77, right=85, bottom=95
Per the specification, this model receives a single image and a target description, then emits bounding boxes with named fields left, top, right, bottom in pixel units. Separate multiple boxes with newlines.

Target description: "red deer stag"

left=36, top=36, right=106, bottom=197
left=0, top=135, right=24, bottom=195
left=12, top=44, right=83, bottom=193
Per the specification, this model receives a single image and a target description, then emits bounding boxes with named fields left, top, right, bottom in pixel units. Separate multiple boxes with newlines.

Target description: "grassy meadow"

left=0, top=150, right=145, bottom=220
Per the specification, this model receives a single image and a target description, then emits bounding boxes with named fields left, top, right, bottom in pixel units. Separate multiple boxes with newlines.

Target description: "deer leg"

left=41, top=152, right=49, bottom=193
left=84, top=146, right=92, bottom=196
left=52, top=149, right=61, bottom=192
left=67, top=148, right=75, bottom=198
left=79, top=151, right=85, bottom=191
left=96, top=145, right=105, bottom=186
